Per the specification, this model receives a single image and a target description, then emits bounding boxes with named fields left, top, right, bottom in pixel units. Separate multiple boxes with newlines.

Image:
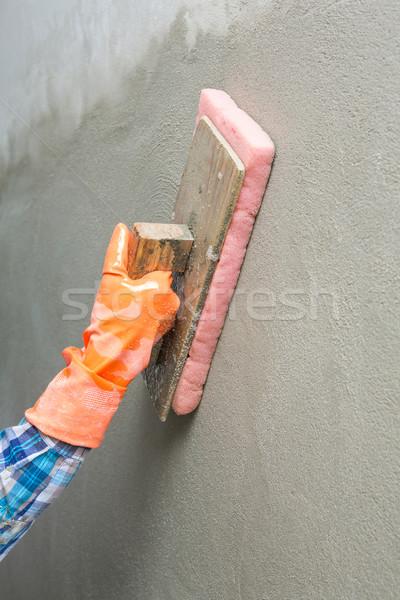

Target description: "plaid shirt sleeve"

left=0, top=417, right=90, bottom=561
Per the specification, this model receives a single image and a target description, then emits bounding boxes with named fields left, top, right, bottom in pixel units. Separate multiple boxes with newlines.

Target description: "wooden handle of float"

left=128, top=222, right=194, bottom=280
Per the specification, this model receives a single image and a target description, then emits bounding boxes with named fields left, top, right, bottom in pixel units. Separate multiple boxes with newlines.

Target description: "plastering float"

left=127, top=89, right=275, bottom=420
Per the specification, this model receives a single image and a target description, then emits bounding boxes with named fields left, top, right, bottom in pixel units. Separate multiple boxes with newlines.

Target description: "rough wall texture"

left=1, top=1, right=399, bottom=598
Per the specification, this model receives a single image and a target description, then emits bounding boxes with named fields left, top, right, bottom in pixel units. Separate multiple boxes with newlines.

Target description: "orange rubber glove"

left=25, top=223, right=180, bottom=448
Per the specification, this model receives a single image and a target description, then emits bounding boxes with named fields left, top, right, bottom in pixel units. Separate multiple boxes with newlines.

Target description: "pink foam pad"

left=172, top=89, right=275, bottom=415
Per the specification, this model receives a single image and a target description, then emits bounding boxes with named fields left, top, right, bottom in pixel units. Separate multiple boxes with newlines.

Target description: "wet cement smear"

left=0, top=0, right=247, bottom=177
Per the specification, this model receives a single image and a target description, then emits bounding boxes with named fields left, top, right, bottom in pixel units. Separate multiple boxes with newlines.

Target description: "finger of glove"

left=140, top=271, right=180, bottom=322
left=103, top=223, right=131, bottom=277
left=122, top=270, right=180, bottom=319
left=153, top=271, right=180, bottom=313
left=136, top=271, right=179, bottom=304
left=156, top=314, right=177, bottom=338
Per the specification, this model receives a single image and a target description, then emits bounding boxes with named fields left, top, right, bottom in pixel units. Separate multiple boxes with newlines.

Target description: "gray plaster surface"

left=0, top=1, right=399, bottom=598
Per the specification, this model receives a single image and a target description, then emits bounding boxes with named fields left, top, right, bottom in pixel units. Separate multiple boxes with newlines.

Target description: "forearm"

left=0, top=418, right=89, bottom=561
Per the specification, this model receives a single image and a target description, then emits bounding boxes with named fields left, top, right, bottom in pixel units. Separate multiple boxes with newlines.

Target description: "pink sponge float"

left=172, top=89, right=275, bottom=415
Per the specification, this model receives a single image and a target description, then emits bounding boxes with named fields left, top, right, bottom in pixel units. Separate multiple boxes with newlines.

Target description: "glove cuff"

left=25, top=352, right=126, bottom=448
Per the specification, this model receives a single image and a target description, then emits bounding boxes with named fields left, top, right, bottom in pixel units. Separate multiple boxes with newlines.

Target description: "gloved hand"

left=25, top=223, right=180, bottom=448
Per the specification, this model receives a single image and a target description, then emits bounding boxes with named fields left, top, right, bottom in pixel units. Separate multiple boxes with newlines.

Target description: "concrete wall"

left=1, top=1, right=399, bottom=598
